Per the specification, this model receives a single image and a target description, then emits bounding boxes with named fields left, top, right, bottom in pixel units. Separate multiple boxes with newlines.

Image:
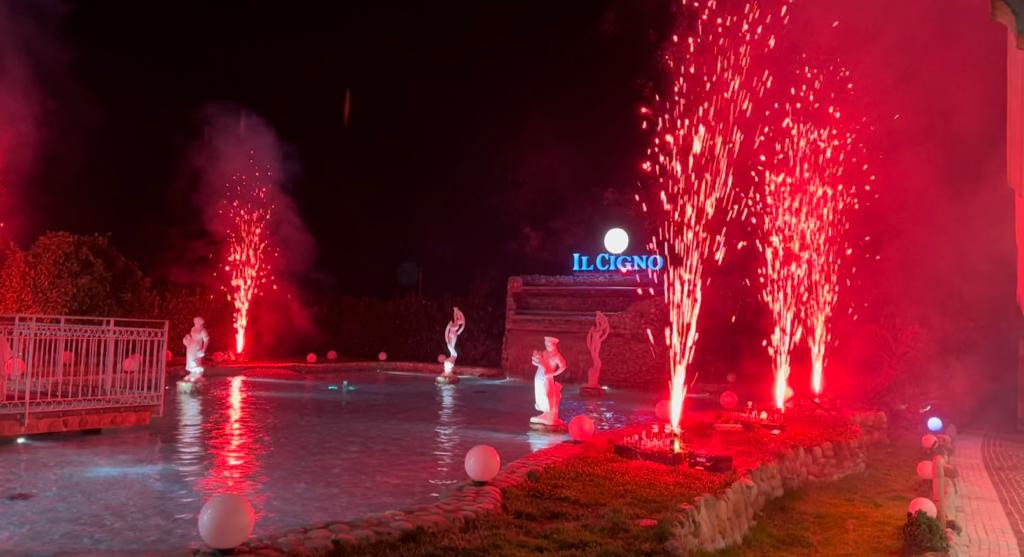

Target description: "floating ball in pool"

left=916, top=460, right=933, bottom=480
left=378, top=352, right=388, bottom=361
left=198, top=494, right=255, bottom=549
left=4, top=358, right=25, bottom=377
left=568, top=415, right=595, bottom=442
left=908, top=497, right=937, bottom=519
left=927, top=417, right=943, bottom=432
left=920, top=434, right=937, bottom=450
left=326, top=350, right=338, bottom=361
left=465, top=445, right=501, bottom=482
left=655, top=400, right=670, bottom=422
left=306, top=353, right=317, bottom=364
left=719, top=390, right=738, bottom=409
left=123, top=355, right=141, bottom=372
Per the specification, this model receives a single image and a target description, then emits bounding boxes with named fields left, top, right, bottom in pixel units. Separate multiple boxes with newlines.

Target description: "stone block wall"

left=501, top=274, right=668, bottom=388
left=666, top=410, right=889, bottom=554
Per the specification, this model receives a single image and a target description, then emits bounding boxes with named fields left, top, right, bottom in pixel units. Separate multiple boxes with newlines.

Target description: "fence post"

left=932, top=454, right=946, bottom=526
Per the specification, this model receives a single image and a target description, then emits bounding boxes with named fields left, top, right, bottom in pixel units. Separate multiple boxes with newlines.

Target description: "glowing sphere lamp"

left=306, top=353, right=317, bottom=364
left=921, top=434, right=938, bottom=450
left=603, top=228, right=629, bottom=254
left=916, top=460, right=933, bottom=480
left=908, top=497, right=937, bottom=519
left=326, top=350, right=338, bottom=361
left=465, top=445, right=501, bottom=482
left=927, top=417, right=943, bottom=433
left=377, top=352, right=388, bottom=361
left=198, top=494, right=255, bottom=550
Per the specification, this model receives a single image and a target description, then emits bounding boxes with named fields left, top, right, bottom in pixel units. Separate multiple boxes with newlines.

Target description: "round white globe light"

left=916, top=460, right=934, bottom=480
left=198, top=494, right=255, bottom=549
left=908, top=497, right=937, bottom=519
left=604, top=228, right=629, bottom=254
left=927, top=417, right=943, bottom=432
left=464, top=445, right=501, bottom=482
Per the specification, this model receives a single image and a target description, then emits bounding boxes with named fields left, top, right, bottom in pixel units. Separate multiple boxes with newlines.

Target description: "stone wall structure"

left=992, top=0, right=1024, bottom=431
left=501, top=274, right=668, bottom=388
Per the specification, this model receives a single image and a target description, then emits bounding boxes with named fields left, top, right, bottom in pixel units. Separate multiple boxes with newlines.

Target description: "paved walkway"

left=955, top=433, right=1022, bottom=556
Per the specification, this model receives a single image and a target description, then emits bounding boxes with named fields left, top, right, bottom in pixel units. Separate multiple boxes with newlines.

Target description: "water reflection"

left=430, top=384, right=460, bottom=494
left=175, top=377, right=268, bottom=521
left=526, top=430, right=563, bottom=452
left=174, top=385, right=204, bottom=510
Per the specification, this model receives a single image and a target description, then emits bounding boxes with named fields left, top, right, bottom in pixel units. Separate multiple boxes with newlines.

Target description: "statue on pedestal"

left=437, top=307, right=465, bottom=385
left=182, top=317, right=209, bottom=384
left=581, top=311, right=610, bottom=397
left=531, top=336, right=567, bottom=428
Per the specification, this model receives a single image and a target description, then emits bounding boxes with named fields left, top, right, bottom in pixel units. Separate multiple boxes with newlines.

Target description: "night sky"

left=2, top=1, right=1021, bottom=410
left=12, top=1, right=673, bottom=296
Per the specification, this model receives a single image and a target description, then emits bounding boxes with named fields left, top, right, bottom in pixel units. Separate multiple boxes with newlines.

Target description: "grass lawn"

left=340, top=425, right=919, bottom=557
left=711, top=430, right=919, bottom=557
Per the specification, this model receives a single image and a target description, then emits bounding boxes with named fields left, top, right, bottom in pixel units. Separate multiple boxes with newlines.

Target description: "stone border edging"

left=667, top=410, right=888, bottom=554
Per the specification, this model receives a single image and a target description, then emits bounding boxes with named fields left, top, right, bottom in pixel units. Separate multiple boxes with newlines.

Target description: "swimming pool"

left=0, top=370, right=664, bottom=555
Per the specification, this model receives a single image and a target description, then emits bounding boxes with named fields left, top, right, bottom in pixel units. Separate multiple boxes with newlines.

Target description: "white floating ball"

left=326, top=350, right=338, bottom=361
left=123, top=355, right=141, bottom=372
left=437, top=354, right=447, bottom=364
left=568, top=415, right=596, bottom=442
left=464, top=445, right=501, bottom=482
left=655, top=400, right=670, bottom=422
left=908, top=497, right=937, bottom=519
left=921, top=434, right=938, bottom=450
left=719, top=390, right=738, bottom=409
left=198, top=494, right=255, bottom=549
left=4, top=358, right=25, bottom=377
left=165, top=350, right=173, bottom=363
left=927, top=417, right=943, bottom=432
left=306, top=353, right=317, bottom=364
left=378, top=351, right=388, bottom=361
left=916, top=460, right=934, bottom=480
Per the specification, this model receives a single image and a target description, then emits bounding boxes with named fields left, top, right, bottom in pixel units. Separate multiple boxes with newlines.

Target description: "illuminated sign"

left=572, top=228, right=664, bottom=272
left=572, top=253, right=664, bottom=272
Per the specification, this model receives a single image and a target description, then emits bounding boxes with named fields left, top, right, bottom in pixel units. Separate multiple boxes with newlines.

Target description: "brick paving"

left=980, top=433, right=1024, bottom=555
left=955, top=433, right=1022, bottom=556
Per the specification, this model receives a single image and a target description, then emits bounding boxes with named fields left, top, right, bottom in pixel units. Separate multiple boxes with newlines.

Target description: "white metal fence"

left=0, top=315, right=168, bottom=420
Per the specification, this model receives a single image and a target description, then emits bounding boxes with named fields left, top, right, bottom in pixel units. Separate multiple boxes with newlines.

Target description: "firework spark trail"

left=221, top=154, right=277, bottom=355
left=643, top=0, right=790, bottom=433
left=755, top=64, right=860, bottom=407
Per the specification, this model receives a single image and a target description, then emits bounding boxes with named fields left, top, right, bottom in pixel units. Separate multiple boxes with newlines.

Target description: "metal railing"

left=0, top=315, right=168, bottom=420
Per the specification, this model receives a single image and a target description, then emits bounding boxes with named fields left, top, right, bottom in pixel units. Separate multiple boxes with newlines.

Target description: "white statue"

left=441, top=307, right=466, bottom=378
left=182, top=317, right=209, bottom=383
left=531, top=336, right=567, bottom=427
left=583, top=311, right=610, bottom=394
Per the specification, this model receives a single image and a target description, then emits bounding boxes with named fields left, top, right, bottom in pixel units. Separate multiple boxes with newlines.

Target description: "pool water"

left=0, top=370, right=663, bottom=555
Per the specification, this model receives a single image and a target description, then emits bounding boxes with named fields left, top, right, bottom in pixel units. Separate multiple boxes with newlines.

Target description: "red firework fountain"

left=220, top=154, right=277, bottom=356
left=755, top=63, right=861, bottom=408
left=643, top=0, right=790, bottom=433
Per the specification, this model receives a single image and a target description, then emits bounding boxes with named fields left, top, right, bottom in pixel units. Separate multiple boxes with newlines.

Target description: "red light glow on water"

left=642, top=0, right=791, bottom=432
left=219, top=154, right=277, bottom=356
left=754, top=63, right=863, bottom=406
